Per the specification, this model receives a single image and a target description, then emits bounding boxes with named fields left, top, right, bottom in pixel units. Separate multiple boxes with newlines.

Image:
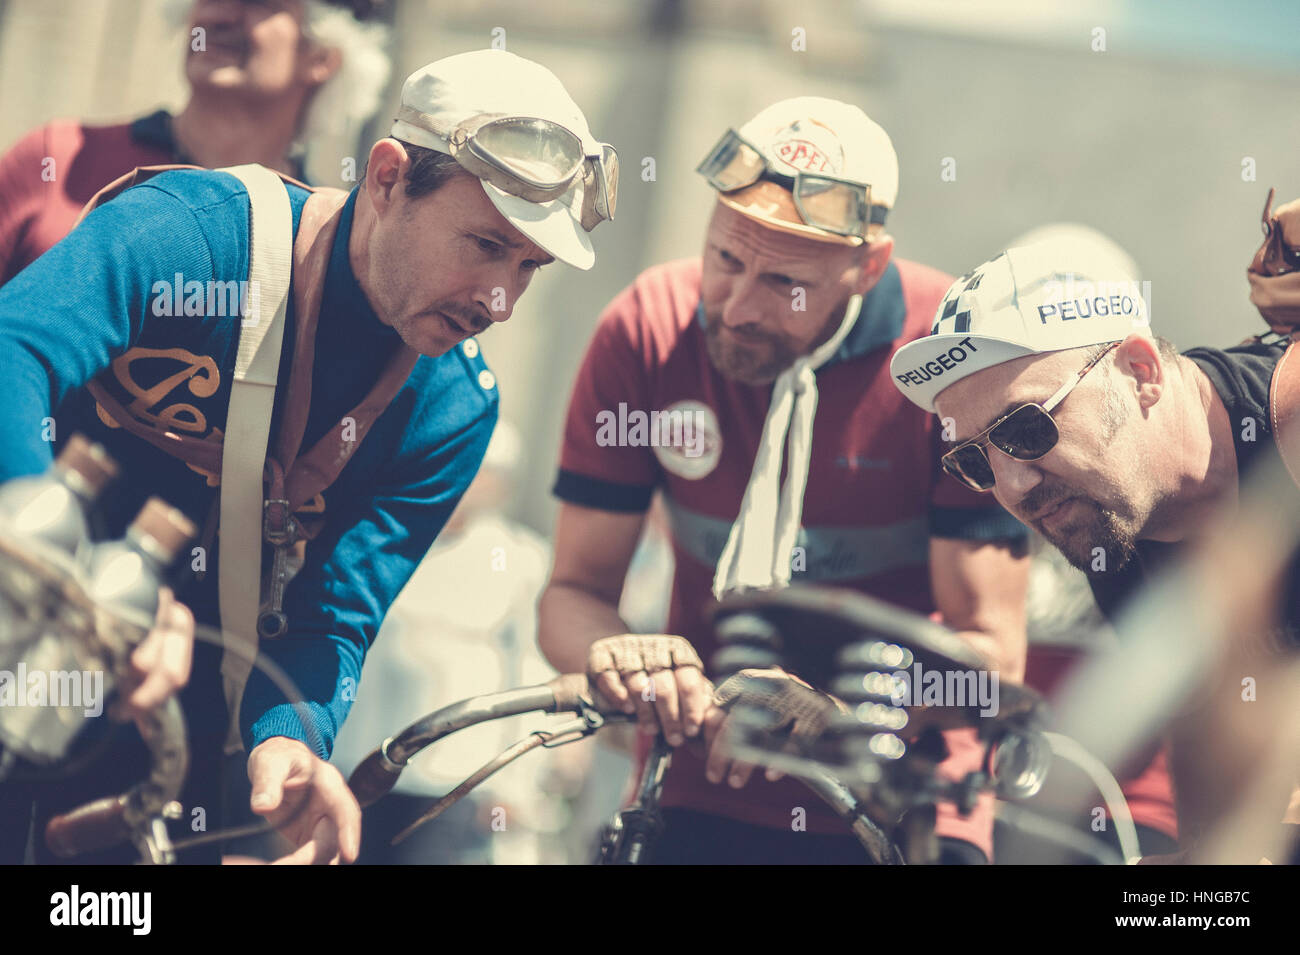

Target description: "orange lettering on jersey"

left=94, top=346, right=226, bottom=483
left=95, top=347, right=222, bottom=434
left=91, top=346, right=328, bottom=518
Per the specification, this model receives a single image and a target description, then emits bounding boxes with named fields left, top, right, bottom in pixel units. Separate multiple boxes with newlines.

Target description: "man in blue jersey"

left=0, top=49, right=617, bottom=864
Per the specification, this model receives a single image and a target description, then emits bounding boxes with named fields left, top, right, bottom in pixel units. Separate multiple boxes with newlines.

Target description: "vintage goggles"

left=397, top=107, right=619, bottom=231
left=696, top=127, right=886, bottom=239
left=940, top=343, right=1119, bottom=492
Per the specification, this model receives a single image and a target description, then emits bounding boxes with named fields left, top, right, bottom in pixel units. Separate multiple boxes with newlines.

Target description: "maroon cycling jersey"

left=555, top=256, right=1027, bottom=854
left=0, top=111, right=305, bottom=284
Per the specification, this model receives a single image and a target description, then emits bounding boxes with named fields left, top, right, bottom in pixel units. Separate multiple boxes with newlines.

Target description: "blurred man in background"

left=540, top=97, right=1029, bottom=864
left=0, top=0, right=391, bottom=283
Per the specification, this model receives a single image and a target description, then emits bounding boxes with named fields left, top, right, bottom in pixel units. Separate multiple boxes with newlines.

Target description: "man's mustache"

left=1020, top=483, right=1081, bottom=524
left=439, top=304, right=491, bottom=335
left=704, top=312, right=777, bottom=345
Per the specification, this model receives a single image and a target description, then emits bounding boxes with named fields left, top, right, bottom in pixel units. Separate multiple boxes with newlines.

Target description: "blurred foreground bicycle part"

left=709, top=586, right=1058, bottom=863
left=0, top=435, right=198, bottom=863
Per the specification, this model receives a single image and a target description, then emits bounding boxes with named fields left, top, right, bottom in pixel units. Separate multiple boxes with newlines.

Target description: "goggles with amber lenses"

left=696, top=127, right=886, bottom=239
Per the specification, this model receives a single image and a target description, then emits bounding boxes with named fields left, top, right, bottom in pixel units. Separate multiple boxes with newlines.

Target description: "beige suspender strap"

left=216, top=164, right=293, bottom=752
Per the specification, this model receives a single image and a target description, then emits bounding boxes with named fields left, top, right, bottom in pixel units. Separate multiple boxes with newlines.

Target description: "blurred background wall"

left=2, top=0, right=1298, bottom=535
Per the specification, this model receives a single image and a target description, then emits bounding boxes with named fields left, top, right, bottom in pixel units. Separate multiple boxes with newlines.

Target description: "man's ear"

left=306, top=44, right=343, bottom=87
left=1114, top=333, right=1163, bottom=410
left=850, top=233, right=894, bottom=296
left=365, top=139, right=407, bottom=213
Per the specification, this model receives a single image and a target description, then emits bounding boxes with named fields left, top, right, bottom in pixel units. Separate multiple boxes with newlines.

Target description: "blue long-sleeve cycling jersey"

left=0, top=169, right=498, bottom=757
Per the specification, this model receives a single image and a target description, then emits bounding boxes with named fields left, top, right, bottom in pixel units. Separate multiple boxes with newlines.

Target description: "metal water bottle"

left=0, top=437, right=118, bottom=762
left=0, top=435, right=117, bottom=558
left=86, top=497, right=197, bottom=650
left=0, top=436, right=118, bottom=667
left=0, top=498, right=195, bottom=764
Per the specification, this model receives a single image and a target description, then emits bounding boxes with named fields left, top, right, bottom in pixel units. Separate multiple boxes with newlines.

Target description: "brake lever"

left=541, top=697, right=631, bottom=746
left=391, top=712, right=615, bottom=847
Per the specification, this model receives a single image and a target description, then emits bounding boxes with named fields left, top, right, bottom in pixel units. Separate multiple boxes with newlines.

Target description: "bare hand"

left=111, top=587, right=195, bottom=725
left=247, top=737, right=361, bottom=865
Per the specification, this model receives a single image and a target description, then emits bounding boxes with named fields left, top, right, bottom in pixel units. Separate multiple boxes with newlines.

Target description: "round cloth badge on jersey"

left=652, top=400, right=723, bottom=480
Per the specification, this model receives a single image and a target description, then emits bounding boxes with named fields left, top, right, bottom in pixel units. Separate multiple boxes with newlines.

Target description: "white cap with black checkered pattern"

left=890, top=243, right=1152, bottom=412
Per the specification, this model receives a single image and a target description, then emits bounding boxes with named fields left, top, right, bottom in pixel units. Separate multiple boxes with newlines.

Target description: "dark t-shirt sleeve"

left=554, top=281, right=664, bottom=512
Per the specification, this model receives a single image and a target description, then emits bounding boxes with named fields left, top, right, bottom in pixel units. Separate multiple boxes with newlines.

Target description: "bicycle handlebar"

left=44, top=794, right=134, bottom=858
left=349, top=673, right=599, bottom=807
left=351, top=673, right=905, bottom=864
left=44, top=697, right=188, bottom=863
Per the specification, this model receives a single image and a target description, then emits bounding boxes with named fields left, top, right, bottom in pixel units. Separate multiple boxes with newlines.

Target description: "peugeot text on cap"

left=391, top=50, right=600, bottom=270
left=890, top=243, right=1153, bottom=413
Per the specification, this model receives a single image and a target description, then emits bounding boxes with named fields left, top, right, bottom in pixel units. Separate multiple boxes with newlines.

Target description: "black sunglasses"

left=940, top=343, right=1119, bottom=492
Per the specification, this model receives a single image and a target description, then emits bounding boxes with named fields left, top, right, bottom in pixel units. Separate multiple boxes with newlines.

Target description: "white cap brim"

left=890, top=333, right=1039, bottom=413
left=481, top=180, right=594, bottom=271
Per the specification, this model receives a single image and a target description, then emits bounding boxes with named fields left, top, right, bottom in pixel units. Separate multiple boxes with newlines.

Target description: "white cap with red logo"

left=717, top=96, right=899, bottom=243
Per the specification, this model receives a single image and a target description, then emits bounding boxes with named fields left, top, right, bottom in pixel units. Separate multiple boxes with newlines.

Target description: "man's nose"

left=719, top=275, right=764, bottom=329
left=988, top=448, right=1044, bottom=513
left=473, top=279, right=518, bottom=325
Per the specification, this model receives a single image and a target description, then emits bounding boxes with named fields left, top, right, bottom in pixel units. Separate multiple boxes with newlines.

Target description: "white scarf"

left=712, top=294, right=864, bottom=599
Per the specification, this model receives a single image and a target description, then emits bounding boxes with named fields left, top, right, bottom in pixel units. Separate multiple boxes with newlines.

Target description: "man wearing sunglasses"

left=0, top=49, right=615, bottom=864
left=891, top=243, right=1300, bottom=862
left=540, top=98, right=1030, bottom=864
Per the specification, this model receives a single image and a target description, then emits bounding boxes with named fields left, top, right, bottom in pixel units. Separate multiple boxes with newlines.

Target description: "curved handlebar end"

left=348, top=745, right=405, bottom=808
left=44, top=795, right=132, bottom=858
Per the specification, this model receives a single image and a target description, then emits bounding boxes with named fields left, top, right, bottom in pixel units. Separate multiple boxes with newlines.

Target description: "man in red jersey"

left=0, top=0, right=390, bottom=283
left=539, top=97, right=1030, bottom=864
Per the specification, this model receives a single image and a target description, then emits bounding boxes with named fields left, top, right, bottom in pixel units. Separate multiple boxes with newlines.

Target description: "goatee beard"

left=1045, top=499, right=1139, bottom=574
left=703, top=317, right=795, bottom=385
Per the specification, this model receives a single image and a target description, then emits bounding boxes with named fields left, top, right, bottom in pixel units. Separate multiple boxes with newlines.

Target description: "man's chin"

left=1044, top=531, right=1103, bottom=573
left=1038, top=506, right=1137, bottom=574
left=392, top=324, right=452, bottom=357
left=187, top=68, right=255, bottom=95
left=705, top=336, right=783, bottom=385
left=405, top=332, right=457, bottom=358
left=393, top=311, right=472, bottom=357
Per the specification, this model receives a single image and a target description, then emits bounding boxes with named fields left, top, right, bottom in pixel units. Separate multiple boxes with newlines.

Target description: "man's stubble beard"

left=391, top=301, right=493, bottom=358
left=1040, top=496, right=1141, bottom=574
left=702, top=314, right=798, bottom=385
left=1037, top=374, right=1145, bottom=574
